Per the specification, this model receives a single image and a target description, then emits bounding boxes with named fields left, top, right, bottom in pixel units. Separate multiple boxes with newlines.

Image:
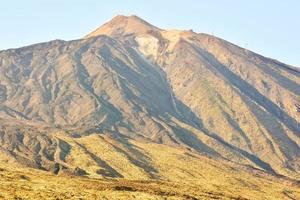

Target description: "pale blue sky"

left=1, top=0, right=299, bottom=67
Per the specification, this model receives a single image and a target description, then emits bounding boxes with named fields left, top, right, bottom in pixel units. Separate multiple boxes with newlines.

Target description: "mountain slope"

left=83, top=15, right=300, bottom=178
left=0, top=15, right=299, bottom=198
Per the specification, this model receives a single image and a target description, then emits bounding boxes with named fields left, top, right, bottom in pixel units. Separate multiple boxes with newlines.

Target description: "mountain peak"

left=85, top=15, right=161, bottom=38
left=112, top=14, right=145, bottom=22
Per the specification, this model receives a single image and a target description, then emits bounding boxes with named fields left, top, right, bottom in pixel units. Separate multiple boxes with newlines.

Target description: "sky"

left=1, top=0, right=299, bottom=67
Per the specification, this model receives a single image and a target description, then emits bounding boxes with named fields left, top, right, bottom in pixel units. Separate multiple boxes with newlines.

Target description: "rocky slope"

left=0, top=15, right=299, bottom=198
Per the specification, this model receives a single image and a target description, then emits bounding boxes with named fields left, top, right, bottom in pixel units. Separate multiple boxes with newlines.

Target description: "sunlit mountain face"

left=0, top=15, right=299, bottom=199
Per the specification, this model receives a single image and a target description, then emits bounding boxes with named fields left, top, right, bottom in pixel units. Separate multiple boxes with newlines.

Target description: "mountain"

left=0, top=15, right=299, bottom=199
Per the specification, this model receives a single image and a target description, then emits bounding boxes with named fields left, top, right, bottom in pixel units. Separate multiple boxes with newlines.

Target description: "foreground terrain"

left=1, top=125, right=300, bottom=199
left=0, top=160, right=299, bottom=200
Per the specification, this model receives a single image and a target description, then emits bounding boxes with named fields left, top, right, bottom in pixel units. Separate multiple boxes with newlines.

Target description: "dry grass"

left=0, top=164, right=240, bottom=200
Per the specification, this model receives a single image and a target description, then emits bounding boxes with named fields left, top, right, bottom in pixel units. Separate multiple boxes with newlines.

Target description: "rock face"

left=0, top=15, right=299, bottom=180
